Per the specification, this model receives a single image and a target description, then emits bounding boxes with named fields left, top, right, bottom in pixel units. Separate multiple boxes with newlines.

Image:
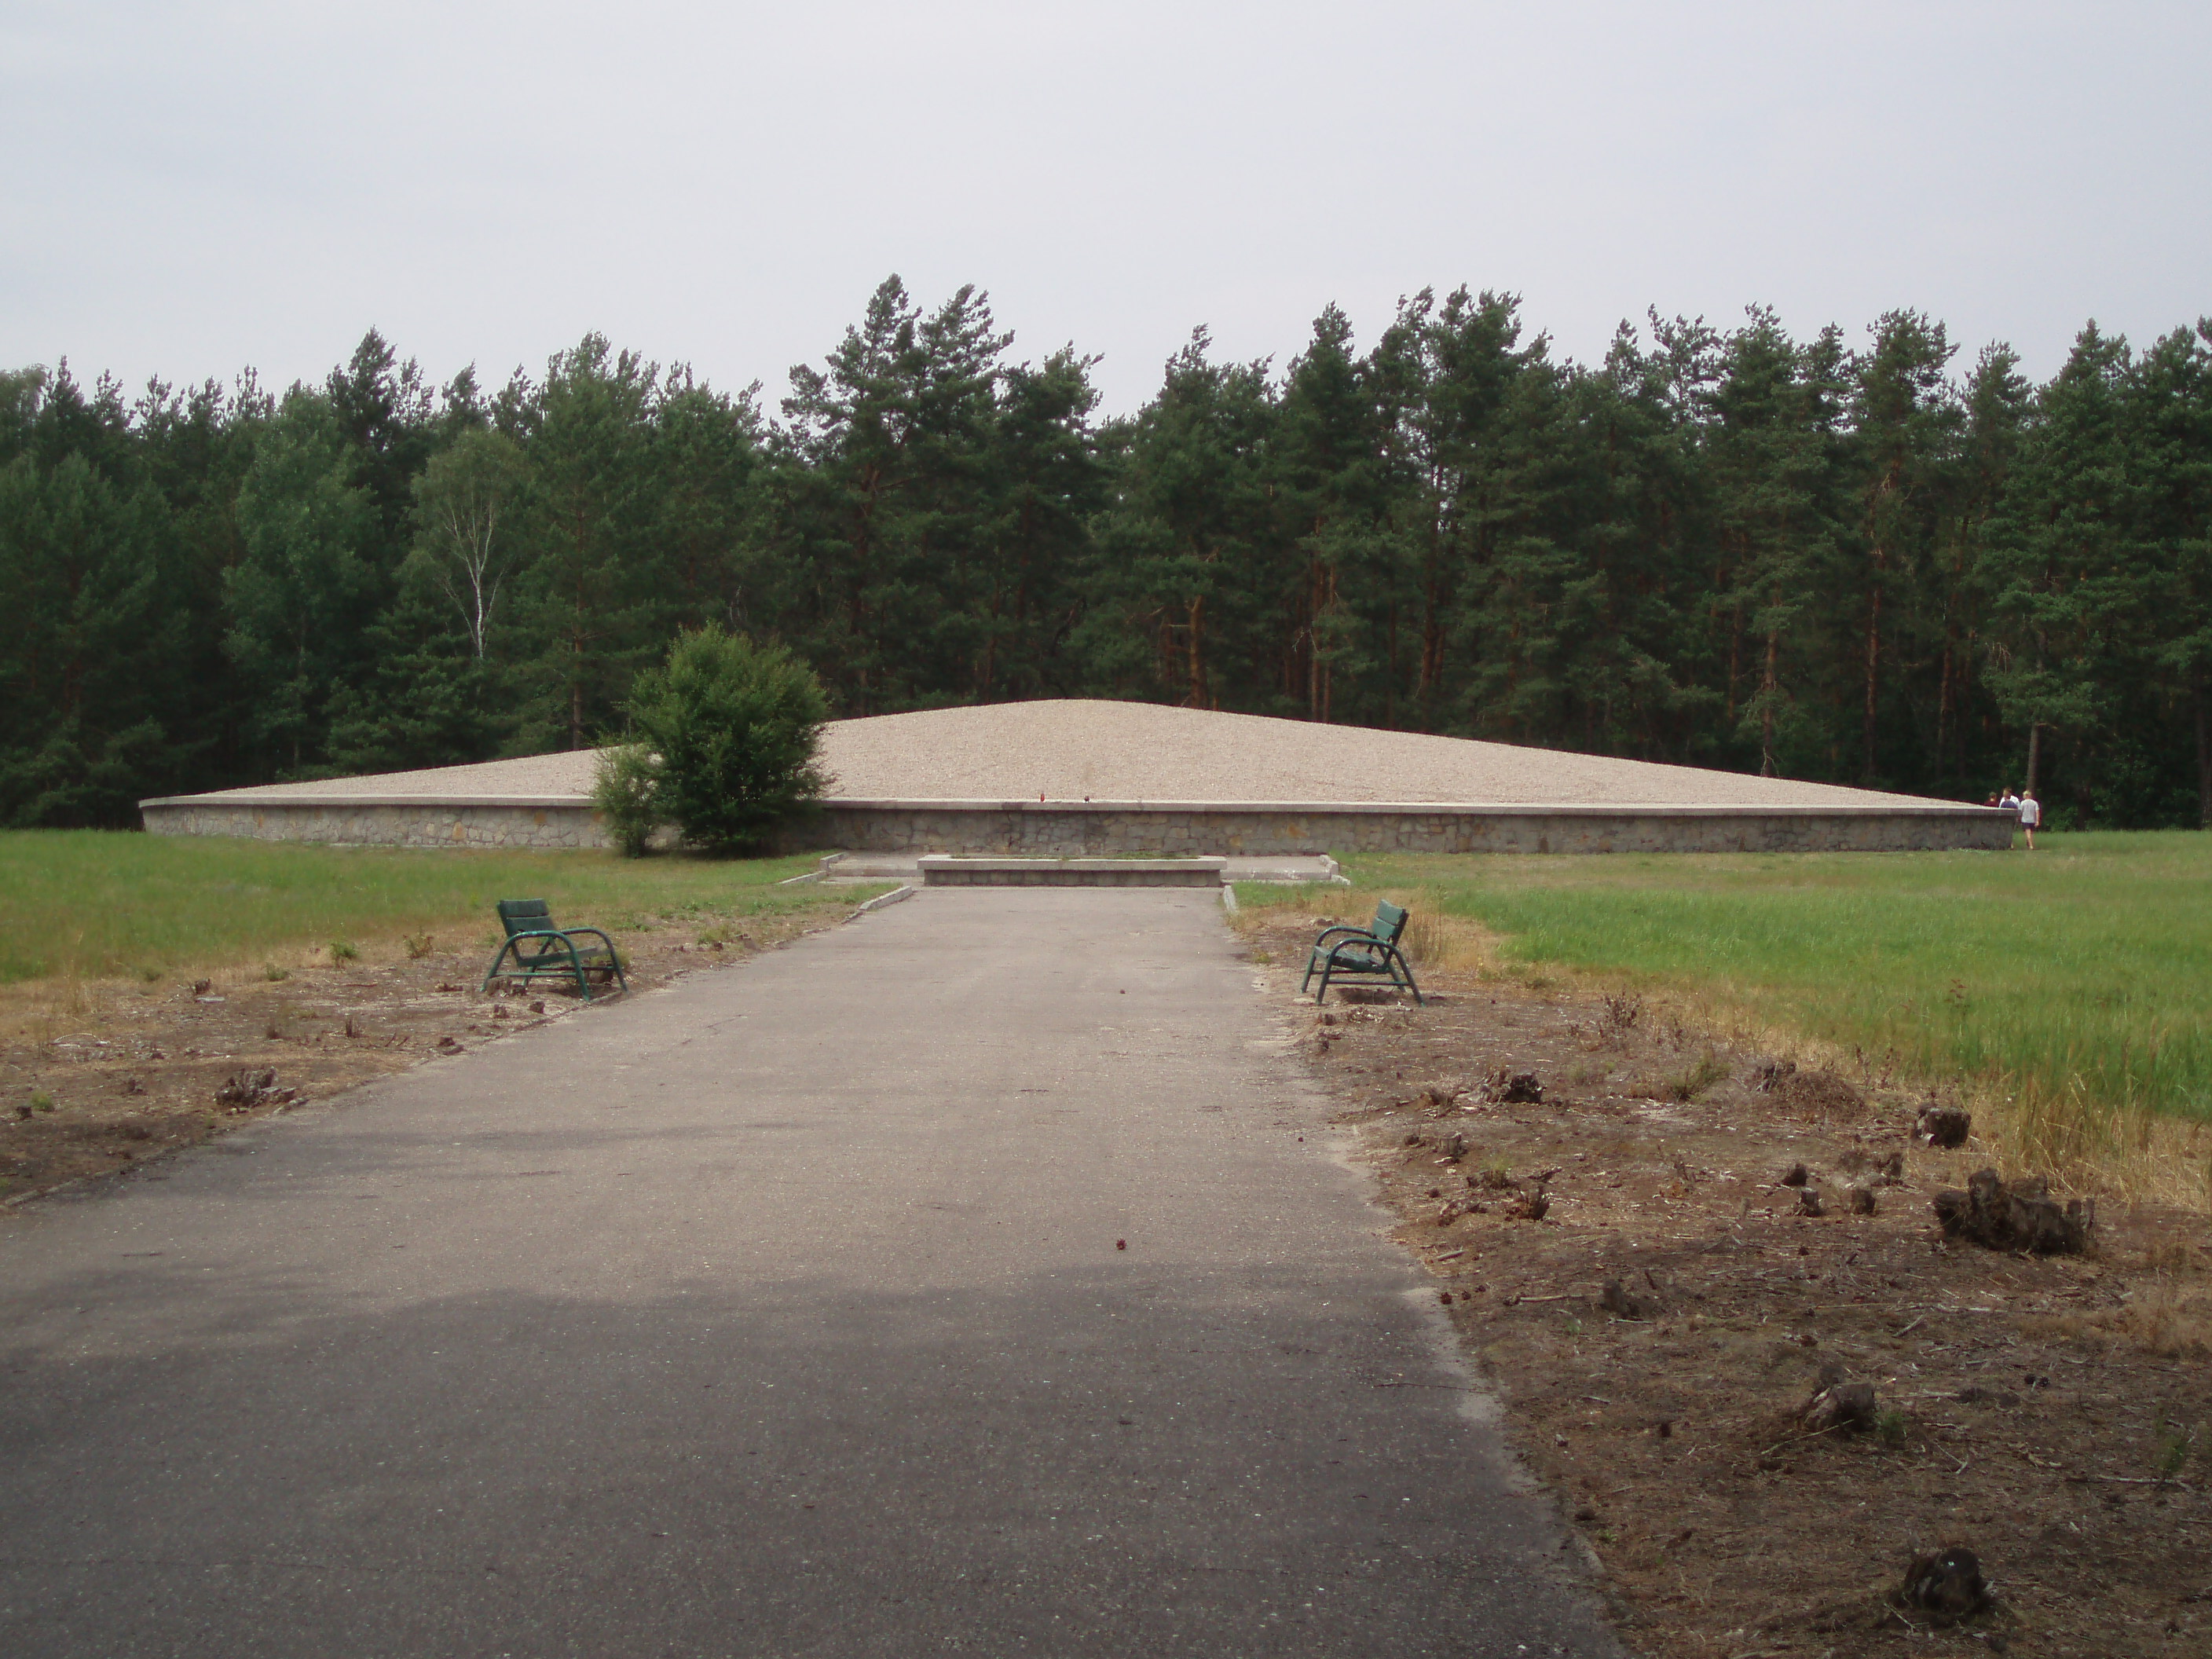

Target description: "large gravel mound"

left=161, top=701, right=1952, bottom=809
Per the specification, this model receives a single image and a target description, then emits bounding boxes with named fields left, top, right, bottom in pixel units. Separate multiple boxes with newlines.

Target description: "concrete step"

left=815, top=852, right=1346, bottom=886
left=917, top=855, right=1225, bottom=888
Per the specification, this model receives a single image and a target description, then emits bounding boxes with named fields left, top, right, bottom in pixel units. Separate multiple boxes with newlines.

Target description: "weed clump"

left=1895, top=1547, right=1991, bottom=1625
left=1667, top=1051, right=1730, bottom=1101
left=214, top=1069, right=296, bottom=1112
left=1917, top=1101, right=1972, bottom=1147
left=1481, top=1068, right=1544, bottom=1104
left=1935, top=1167, right=2095, bottom=1254
left=1595, top=993, right=1643, bottom=1044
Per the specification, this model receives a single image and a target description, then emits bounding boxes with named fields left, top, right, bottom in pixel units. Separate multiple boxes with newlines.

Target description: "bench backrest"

left=1371, top=900, right=1408, bottom=946
left=496, top=898, right=556, bottom=938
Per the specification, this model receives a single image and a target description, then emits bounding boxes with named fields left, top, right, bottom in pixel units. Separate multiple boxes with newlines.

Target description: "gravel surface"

left=158, top=699, right=1956, bottom=808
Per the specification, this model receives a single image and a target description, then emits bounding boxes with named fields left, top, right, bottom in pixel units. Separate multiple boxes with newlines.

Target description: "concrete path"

left=0, top=890, right=1619, bottom=1657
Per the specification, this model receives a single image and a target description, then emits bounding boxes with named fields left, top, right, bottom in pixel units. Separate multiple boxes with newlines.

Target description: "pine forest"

left=5, top=277, right=2210, bottom=830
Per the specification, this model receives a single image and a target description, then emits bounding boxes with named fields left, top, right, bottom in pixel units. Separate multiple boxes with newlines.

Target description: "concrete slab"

left=0, top=891, right=1619, bottom=1657
left=917, top=855, right=1227, bottom=887
left=819, top=852, right=1346, bottom=886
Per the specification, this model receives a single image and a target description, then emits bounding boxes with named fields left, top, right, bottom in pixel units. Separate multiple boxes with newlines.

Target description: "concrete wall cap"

left=137, top=793, right=597, bottom=810
left=917, top=855, right=1229, bottom=871
left=835, top=798, right=2005, bottom=819
left=141, top=791, right=2001, bottom=820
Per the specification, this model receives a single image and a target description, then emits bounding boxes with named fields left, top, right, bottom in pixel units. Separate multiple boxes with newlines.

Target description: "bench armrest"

left=1311, top=924, right=1377, bottom=950
left=506, top=926, right=616, bottom=953
left=551, top=926, right=618, bottom=954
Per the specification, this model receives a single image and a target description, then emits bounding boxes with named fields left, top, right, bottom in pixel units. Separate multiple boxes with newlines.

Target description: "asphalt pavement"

left=0, top=888, right=1621, bottom=1657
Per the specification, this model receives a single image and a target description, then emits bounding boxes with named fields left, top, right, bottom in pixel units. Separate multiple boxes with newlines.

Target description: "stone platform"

left=811, top=853, right=1345, bottom=886
left=137, top=701, right=2014, bottom=856
left=917, top=855, right=1228, bottom=888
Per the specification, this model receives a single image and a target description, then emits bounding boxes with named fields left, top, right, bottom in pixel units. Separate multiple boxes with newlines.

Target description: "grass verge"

left=1237, top=831, right=2212, bottom=1210
left=0, top=830, right=834, bottom=985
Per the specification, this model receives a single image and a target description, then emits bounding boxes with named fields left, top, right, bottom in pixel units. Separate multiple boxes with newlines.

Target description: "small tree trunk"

left=1862, top=580, right=1882, bottom=779
left=2196, top=678, right=2211, bottom=829
left=2025, top=721, right=2042, bottom=796
left=1185, top=595, right=1207, bottom=709
left=1934, top=633, right=1954, bottom=786
left=1760, top=584, right=1778, bottom=778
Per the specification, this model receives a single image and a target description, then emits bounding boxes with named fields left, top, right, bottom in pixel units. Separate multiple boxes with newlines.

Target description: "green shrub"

left=591, top=742, right=664, bottom=859
left=1667, top=1051, right=1732, bottom=1102
left=622, top=626, right=828, bottom=855
left=328, top=939, right=359, bottom=961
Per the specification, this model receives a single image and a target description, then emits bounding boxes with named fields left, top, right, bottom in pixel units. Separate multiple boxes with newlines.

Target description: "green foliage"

left=591, top=742, right=662, bottom=858
left=225, top=389, right=380, bottom=775
left=1666, top=1052, right=1731, bottom=1102
left=2154, top=1421, right=2196, bottom=1480
left=622, top=627, right=827, bottom=853
left=5, top=298, right=2212, bottom=826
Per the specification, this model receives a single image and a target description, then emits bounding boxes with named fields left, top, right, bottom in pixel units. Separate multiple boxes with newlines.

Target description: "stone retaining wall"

left=140, top=800, right=609, bottom=849
left=813, top=800, right=2010, bottom=855
left=917, top=855, right=1228, bottom=887
left=141, top=794, right=2012, bottom=855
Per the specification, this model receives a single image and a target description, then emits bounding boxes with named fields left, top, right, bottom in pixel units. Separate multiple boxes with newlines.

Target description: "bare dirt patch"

left=0, top=907, right=854, bottom=1211
left=1249, top=912, right=2212, bottom=1658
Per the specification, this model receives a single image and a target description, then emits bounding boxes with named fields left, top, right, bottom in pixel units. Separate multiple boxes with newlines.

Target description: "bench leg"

left=1388, top=947, right=1423, bottom=1006
left=480, top=941, right=518, bottom=996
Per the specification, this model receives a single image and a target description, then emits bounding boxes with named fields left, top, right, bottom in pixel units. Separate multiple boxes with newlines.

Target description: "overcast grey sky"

left=5, top=1, right=2207, bottom=413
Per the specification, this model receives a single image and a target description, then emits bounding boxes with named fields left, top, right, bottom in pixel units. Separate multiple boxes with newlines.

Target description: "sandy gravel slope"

left=153, top=699, right=1957, bottom=809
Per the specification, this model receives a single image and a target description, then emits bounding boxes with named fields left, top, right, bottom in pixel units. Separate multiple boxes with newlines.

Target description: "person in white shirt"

left=2017, top=788, right=2041, bottom=849
left=1999, top=787, right=2020, bottom=811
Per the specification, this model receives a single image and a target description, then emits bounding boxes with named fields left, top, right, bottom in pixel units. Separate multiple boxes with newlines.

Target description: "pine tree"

left=225, top=390, right=379, bottom=775
left=1983, top=324, right=2149, bottom=816
left=2131, top=322, right=2212, bottom=823
left=507, top=335, right=661, bottom=749
left=1850, top=311, right=1961, bottom=784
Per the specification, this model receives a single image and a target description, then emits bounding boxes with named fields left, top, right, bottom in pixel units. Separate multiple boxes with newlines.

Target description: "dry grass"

left=1234, top=883, right=2212, bottom=1218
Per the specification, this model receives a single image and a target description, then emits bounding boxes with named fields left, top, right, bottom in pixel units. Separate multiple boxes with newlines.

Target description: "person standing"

left=2000, top=786, right=2020, bottom=812
left=2018, top=787, right=2041, bottom=850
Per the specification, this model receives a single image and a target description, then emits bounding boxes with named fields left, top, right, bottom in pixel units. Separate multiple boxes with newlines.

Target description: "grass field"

left=1243, top=832, right=2212, bottom=1177
left=0, top=832, right=853, bottom=985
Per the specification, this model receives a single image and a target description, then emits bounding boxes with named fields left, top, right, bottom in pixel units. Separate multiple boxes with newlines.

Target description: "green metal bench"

left=480, top=899, right=628, bottom=1002
left=1302, top=899, right=1423, bottom=1005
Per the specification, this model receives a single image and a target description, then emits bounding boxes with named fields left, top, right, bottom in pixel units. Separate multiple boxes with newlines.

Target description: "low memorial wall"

left=140, top=793, right=2014, bottom=855
left=139, top=797, right=605, bottom=850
